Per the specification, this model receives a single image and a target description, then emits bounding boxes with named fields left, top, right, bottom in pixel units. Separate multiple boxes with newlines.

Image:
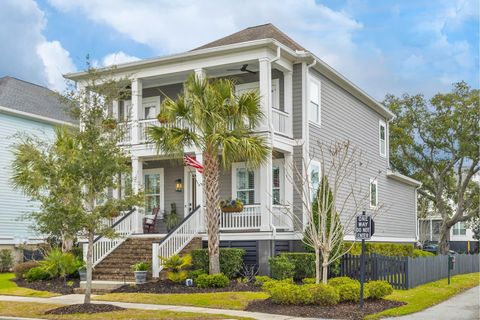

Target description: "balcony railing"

left=272, top=109, right=292, bottom=136
left=220, top=205, right=261, bottom=230
left=272, top=204, right=293, bottom=230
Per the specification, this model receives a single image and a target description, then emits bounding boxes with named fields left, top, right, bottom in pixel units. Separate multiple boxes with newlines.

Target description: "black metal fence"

left=338, top=253, right=479, bottom=289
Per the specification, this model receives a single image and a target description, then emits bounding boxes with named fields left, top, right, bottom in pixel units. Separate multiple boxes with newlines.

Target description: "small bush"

left=39, top=248, right=77, bottom=279
left=269, top=255, right=295, bottom=280
left=0, top=250, right=13, bottom=272
left=24, top=267, right=51, bottom=282
left=279, top=253, right=315, bottom=280
left=160, top=255, right=191, bottom=283
left=413, top=249, right=435, bottom=258
left=336, top=282, right=369, bottom=302
left=191, top=248, right=245, bottom=279
left=195, top=273, right=229, bottom=288
left=308, top=284, right=340, bottom=306
left=261, top=278, right=294, bottom=291
left=254, top=275, right=273, bottom=286
left=328, top=276, right=358, bottom=287
left=188, top=269, right=206, bottom=280
left=366, top=280, right=393, bottom=299
left=13, top=261, right=38, bottom=279
left=302, top=277, right=316, bottom=284
left=268, top=283, right=311, bottom=305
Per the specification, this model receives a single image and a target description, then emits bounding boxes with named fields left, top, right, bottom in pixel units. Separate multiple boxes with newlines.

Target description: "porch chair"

left=143, top=205, right=160, bottom=233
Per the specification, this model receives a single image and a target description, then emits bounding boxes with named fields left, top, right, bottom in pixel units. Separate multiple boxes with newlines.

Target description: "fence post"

left=152, top=242, right=159, bottom=278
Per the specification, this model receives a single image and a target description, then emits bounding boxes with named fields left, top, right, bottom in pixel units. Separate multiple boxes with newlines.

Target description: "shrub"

left=131, top=261, right=150, bottom=271
left=366, top=280, right=393, bottom=299
left=39, top=248, right=77, bottom=279
left=261, top=278, right=294, bottom=291
left=302, top=277, right=316, bottom=284
left=308, top=284, right=340, bottom=305
left=0, top=250, right=13, bottom=272
left=195, top=273, right=229, bottom=288
left=254, top=275, right=273, bottom=286
left=188, top=269, right=206, bottom=280
left=191, top=248, right=245, bottom=279
left=349, top=242, right=415, bottom=257
left=269, top=255, right=295, bottom=280
left=413, top=249, right=435, bottom=258
left=13, top=261, right=38, bottom=279
left=268, top=283, right=311, bottom=305
left=279, top=253, right=315, bottom=280
left=336, top=282, right=370, bottom=302
left=328, top=276, right=358, bottom=287
left=24, top=267, right=51, bottom=282
left=159, top=254, right=191, bottom=283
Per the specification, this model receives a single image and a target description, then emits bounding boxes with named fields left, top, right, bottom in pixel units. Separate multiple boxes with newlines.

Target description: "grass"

left=0, top=301, right=254, bottom=320
left=366, top=272, right=480, bottom=319
left=96, top=291, right=270, bottom=310
left=0, top=273, right=58, bottom=297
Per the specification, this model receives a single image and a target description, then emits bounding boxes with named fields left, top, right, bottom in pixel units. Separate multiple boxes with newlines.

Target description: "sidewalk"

left=384, top=286, right=480, bottom=320
left=0, top=294, right=319, bottom=320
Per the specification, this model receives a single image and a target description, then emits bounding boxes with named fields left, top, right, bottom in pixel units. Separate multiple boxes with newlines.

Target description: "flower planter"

left=134, top=271, right=148, bottom=284
left=221, top=206, right=244, bottom=213
left=78, top=269, right=87, bottom=282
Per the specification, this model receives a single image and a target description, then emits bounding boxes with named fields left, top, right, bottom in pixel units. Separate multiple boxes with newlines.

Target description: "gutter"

left=0, top=105, right=77, bottom=127
left=386, top=169, right=422, bottom=187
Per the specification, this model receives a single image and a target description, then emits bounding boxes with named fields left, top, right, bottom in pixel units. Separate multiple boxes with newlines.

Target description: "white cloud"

left=37, top=41, right=76, bottom=92
left=101, top=51, right=140, bottom=67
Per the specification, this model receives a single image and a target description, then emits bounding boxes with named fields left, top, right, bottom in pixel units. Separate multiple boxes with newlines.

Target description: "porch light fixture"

left=175, top=178, right=183, bottom=192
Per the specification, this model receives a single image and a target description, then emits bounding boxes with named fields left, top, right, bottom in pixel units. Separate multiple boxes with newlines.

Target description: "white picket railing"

left=88, top=208, right=137, bottom=267
left=152, top=206, right=202, bottom=278
left=138, top=118, right=195, bottom=143
left=220, top=205, right=261, bottom=230
left=118, top=122, right=132, bottom=145
left=272, top=109, right=292, bottom=136
left=272, top=204, right=293, bottom=230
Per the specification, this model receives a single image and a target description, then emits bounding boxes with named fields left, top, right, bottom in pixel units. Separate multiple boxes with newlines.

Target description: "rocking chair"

left=143, top=206, right=160, bottom=233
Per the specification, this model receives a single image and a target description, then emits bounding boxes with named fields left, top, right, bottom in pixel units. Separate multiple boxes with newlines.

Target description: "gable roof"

left=193, top=23, right=306, bottom=52
left=0, top=76, right=75, bottom=124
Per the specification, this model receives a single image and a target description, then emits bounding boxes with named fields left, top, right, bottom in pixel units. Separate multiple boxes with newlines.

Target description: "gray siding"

left=219, top=167, right=232, bottom=200
left=143, top=83, right=183, bottom=100
left=308, top=68, right=416, bottom=240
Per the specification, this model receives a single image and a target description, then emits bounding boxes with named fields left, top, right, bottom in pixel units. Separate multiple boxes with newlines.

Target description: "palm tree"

left=149, top=73, right=269, bottom=274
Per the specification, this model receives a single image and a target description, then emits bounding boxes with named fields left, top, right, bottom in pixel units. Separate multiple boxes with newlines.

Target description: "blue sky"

left=1, top=0, right=478, bottom=100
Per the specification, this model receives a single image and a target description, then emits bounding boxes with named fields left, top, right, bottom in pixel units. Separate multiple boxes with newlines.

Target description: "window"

left=379, top=120, right=386, bottom=157
left=235, top=80, right=280, bottom=110
left=309, top=79, right=321, bottom=124
left=119, top=100, right=131, bottom=122
left=453, top=222, right=466, bottom=236
left=309, top=161, right=320, bottom=200
left=272, top=165, right=281, bottom=205
left=236, top=168, right=255, bottom=205
left=370, top=178, right=378, bottom=208
left=142, top=96, right=160, bottom=119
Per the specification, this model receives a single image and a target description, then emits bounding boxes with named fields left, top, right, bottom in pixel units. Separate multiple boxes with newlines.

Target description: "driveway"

left=384, top=286, right=480, bottom=320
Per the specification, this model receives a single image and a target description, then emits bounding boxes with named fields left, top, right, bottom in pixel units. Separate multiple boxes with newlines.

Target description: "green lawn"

left=96, top=291, right=270, bottom=310
left=0, top=273, right=58, bottom=297
left=0, top=301, right=253, bottom=320
left=366, top=272, right=480, bottom=319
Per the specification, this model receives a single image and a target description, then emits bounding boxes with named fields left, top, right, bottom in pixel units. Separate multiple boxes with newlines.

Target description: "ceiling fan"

left=226, top=64, right=257, bottom=74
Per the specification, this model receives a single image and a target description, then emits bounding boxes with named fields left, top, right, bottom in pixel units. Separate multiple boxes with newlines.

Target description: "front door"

left=144, top=168, right=164, bottom=215
left=184, top=169, right=197, bottom=216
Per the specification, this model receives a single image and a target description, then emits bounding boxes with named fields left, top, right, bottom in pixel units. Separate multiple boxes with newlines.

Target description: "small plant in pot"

left=77, top=263, right=87, bottom=282
left=220, top=198, right=244, bottom=213
left=131, top=261, right=150, bottom=284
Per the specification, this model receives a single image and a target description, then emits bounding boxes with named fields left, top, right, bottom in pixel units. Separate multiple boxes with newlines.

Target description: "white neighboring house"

left=0, top=76, right=75, bottom=261
left=65, top=23, right=421, bottom=278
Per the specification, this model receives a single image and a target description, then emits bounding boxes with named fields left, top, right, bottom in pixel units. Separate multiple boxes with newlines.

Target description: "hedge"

left=269, top=255, right=295, bottom=280
left=349, top=242, right=434, bottom=258
left=191, top=248, right=245, bottom=279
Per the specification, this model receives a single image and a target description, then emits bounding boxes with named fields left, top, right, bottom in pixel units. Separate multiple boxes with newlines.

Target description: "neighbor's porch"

left=124, top=151, right=294, bottom=234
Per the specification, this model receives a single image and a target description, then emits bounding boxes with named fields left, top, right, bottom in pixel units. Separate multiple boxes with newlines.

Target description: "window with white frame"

left=452, top=221, right=466, bottom=236
left=309, top=79, right=321, bottom=124
left=142, top=96, right=160, bottom=119
left=379, top=120, right=386, bottom=157
left=272, top=162, right=284, bottom=205
left=236, top=167, right=255, bottom=205
left=235, top=80, right=280, bottom=109
left=309, top=161, right=320, bottom=200
left=370, top=178, right=378, bottom=208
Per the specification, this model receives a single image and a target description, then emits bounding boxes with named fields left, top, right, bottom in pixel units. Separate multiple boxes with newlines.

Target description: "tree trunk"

left=315, top=247, right=321, bottom=284
left=438, top=221, right=451, bottom=255
left=84, top=231, right=94, bottom=304
left=203, top=150, right=221, bottom=274
left=321, top=254, right=329, bottom=285
left=61, top=236, right=73, bottom=252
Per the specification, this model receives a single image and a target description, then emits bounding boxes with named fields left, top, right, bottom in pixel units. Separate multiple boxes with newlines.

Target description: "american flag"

left=184, top=155, right=204, bottom=174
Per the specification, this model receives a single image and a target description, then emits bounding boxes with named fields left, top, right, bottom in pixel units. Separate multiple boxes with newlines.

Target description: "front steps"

left=93, top=236, right=202, bottom=281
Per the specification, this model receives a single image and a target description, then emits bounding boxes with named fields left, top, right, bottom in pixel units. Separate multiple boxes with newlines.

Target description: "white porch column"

left=258, top=57, right=272, bottom=131
left=259, top=156, right=272, bottom=231
left=284, top=71, right=293, bottom=136
left=284, top=152, right=294, bottom=230
left=112, top=100, right=119, bottom=120
left=195, top=151, right=205, bottom=232
left=131, top=78, right=142, bottom=144
left=132, top=156, right=144, bottom=233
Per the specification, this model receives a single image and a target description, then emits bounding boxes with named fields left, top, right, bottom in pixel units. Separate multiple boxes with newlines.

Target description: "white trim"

left=0, top=105, right=76, bottom=127
left=201, top=231, right=300, bottom=241
left=231, top=162, right=259, bottom=204
left=386, top=170, right=422, bottom=187
left=141, top=96, right=161, bottom=120
left=308, top=76, right=321, bottom=126
left=344, top=235, right=416, bottom=243
left=369, top=178, right=378, bottom=209
left=235, top=79, right=280, bottom=110
left=143, top=168, right=165, bottom=214
left=379, top=119, right=386, bottom=158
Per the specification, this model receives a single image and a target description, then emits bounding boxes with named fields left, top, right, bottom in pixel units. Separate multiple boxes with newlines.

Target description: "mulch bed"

left=245, top=299, right=405, bottom=320
left=112, top=279, right=262, bottom=294
left=14, top=278, right=80, bottom=295
left=45, top=303, right=125, bottom=315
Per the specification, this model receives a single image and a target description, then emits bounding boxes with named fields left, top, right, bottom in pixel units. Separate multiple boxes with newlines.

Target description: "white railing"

left=87, top=208, right=137, bottom=267
left=272, top=204, right=293, bottom=230
left=220, top=205, right=262, bottom=230
left=152, top=206, right=202, bottom=278
left=138, top=118, right=195, bottom=143
left=118, top=122, right=132, bottom=145
left=272, top=109, right=292, bottom=136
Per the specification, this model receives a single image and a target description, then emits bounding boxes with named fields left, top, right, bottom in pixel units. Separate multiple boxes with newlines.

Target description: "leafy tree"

left=385, top=82, right=479, bottom=254
left=149, top=73, right=268, bottom=274
left=11, top=69, right=142, bottom=304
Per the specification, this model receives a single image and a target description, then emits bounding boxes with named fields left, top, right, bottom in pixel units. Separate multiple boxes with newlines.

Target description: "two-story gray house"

left=66, top=24, right=421, bottom=279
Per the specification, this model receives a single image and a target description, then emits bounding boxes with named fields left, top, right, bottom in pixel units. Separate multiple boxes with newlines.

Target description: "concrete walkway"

left=384, top=286, right=480, bottom=320
left=0, top=294, right=319, bottom=320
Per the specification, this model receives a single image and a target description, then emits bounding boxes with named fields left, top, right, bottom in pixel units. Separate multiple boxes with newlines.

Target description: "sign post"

left=356, top=211, right=375, bottom=309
